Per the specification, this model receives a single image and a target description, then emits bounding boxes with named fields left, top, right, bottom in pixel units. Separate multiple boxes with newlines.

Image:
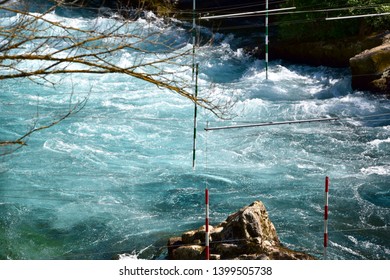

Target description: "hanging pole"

left=204, top=117, right=339, bottom=131
left=192, top=63, right=199, bottom=169
left=191, top=0, right=198, bottom=169
left=265, top=0, right=269, bottom=80
left=326, top=12, right=390, bottom=21
left=199, top=7, right=296, bottom=20
left=324, top=176, right=329, bottom=259
left=205, top=187, right=210, bottom=260
left=192, top=0, right=196, bottom=81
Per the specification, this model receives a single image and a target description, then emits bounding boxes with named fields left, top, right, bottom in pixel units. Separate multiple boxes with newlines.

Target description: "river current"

left=0, top=5, right=389, bottom=260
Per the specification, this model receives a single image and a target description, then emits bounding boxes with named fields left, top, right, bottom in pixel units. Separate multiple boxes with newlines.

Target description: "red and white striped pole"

left=205, top=188, right=210, bottom=260
left=324, top=176, right=329, bottom=259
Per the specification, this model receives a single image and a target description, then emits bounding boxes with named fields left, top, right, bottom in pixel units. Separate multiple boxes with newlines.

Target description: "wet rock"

left=167, top=236, right=183, bottom=259
left=350, top=38, right=390, bottom=94
left=221, top=201, right=280, bottom=246
left=167, top=200, right=316, bottom=260
left=215, top=243, right=242, bottom=259
left=172, top=245, right=204, bottom=260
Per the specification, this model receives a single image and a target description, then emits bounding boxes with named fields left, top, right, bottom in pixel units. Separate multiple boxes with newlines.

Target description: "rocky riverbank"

left=350, top=34, right=390, bottom=94
left=54, top=1, right=390, bottom=94
left=175, top=1, right=390, bottom=95
left=167, top=201, right=316, bottom=260
left=272, top=32, right=390, bottom=94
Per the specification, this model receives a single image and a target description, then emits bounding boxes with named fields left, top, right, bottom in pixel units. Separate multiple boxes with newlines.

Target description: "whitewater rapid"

left=0, top=7, right=389, bottom=260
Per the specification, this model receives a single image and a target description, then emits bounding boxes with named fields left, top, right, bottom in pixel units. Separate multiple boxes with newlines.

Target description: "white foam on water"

left=361, top=165, right=390, bottom=176
left=1, top=6, right=390, bottom=260
left=369, top=138, right=390, bottom=147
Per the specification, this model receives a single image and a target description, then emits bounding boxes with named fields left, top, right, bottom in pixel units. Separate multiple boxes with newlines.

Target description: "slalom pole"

left=199, top=7, right=296, bottom=20
left=205, top=187, right=210, bottom=260
left=192, top=0, right=196, bottom=81
left=204, top=120, right=210, bottom=260
left=192, top=63, right=199, bottom=170
left=326, top=12, right=390, bottom=21
left=191, top=0, right=197, bottom=169
left=265, top=0, right=269, bottom=80
left=324, top=176, right=329, bottom=259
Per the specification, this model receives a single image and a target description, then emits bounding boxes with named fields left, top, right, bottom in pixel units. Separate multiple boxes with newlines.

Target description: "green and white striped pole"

left=265, top=0, right=269, bottom=80
left=192, top=0, right=196, bottom=81
left=192, top=63, right=199, bottom=170
left=192, top=0, right=198, bottom=169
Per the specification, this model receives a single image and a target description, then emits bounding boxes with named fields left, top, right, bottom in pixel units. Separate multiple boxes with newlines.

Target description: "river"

left=0, top=3, right=389, bottom=260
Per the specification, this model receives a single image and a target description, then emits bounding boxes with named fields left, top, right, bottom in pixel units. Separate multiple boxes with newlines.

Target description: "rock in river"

left=350, top=35, right=390, bottom=94
left=167, top=201, right=316, bottom=260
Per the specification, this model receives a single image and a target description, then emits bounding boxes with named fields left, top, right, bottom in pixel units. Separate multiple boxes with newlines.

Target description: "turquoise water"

left=1, top=6, right=389, bottom=260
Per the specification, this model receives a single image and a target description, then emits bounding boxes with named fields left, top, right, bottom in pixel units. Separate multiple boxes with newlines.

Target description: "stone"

left=181, top=226, right=213, bottom=244
left=371, top=69, right=390, bottom=93
left=215, top=243, right=243, bottom=259
left=181, top=230, right=197, bottom=244
left=167, top=200, right=316, bottom=260
left=172, top=245, right=204, bottom=260
left=167, top=236, right=183, bottom=259
left=268, top=246, right=316, bottom=260
left=350, top=41, right=390, bottom=94
left=210, top=226, right=224, bottom=242
left=220, top=201, right=280, bottom=246
left=210, top=254, right=221, bottom=260
left=236, top=254, right=270, bottom=260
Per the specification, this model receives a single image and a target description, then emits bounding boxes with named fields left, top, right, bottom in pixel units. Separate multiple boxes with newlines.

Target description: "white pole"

left=199, top=7, right=296, bottom=20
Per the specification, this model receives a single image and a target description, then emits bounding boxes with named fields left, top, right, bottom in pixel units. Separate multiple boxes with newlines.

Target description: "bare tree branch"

left=0, top=2, right=235, bottom=153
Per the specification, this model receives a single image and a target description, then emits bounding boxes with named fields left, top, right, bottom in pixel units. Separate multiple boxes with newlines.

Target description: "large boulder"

left=350, top=37, right=390, bottom=94
left=219, top=201, right=280, bottom=247
left=271, top=34, right=384, bottom=67
left=167, top=201, right=315, bottom=260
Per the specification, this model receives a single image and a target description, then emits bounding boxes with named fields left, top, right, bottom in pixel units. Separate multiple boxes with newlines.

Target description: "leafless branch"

left=0, top=2, right=235, bottom=153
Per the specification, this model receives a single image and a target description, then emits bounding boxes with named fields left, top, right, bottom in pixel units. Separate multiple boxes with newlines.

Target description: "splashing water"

left=0, top=7, right=389, bottom=260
